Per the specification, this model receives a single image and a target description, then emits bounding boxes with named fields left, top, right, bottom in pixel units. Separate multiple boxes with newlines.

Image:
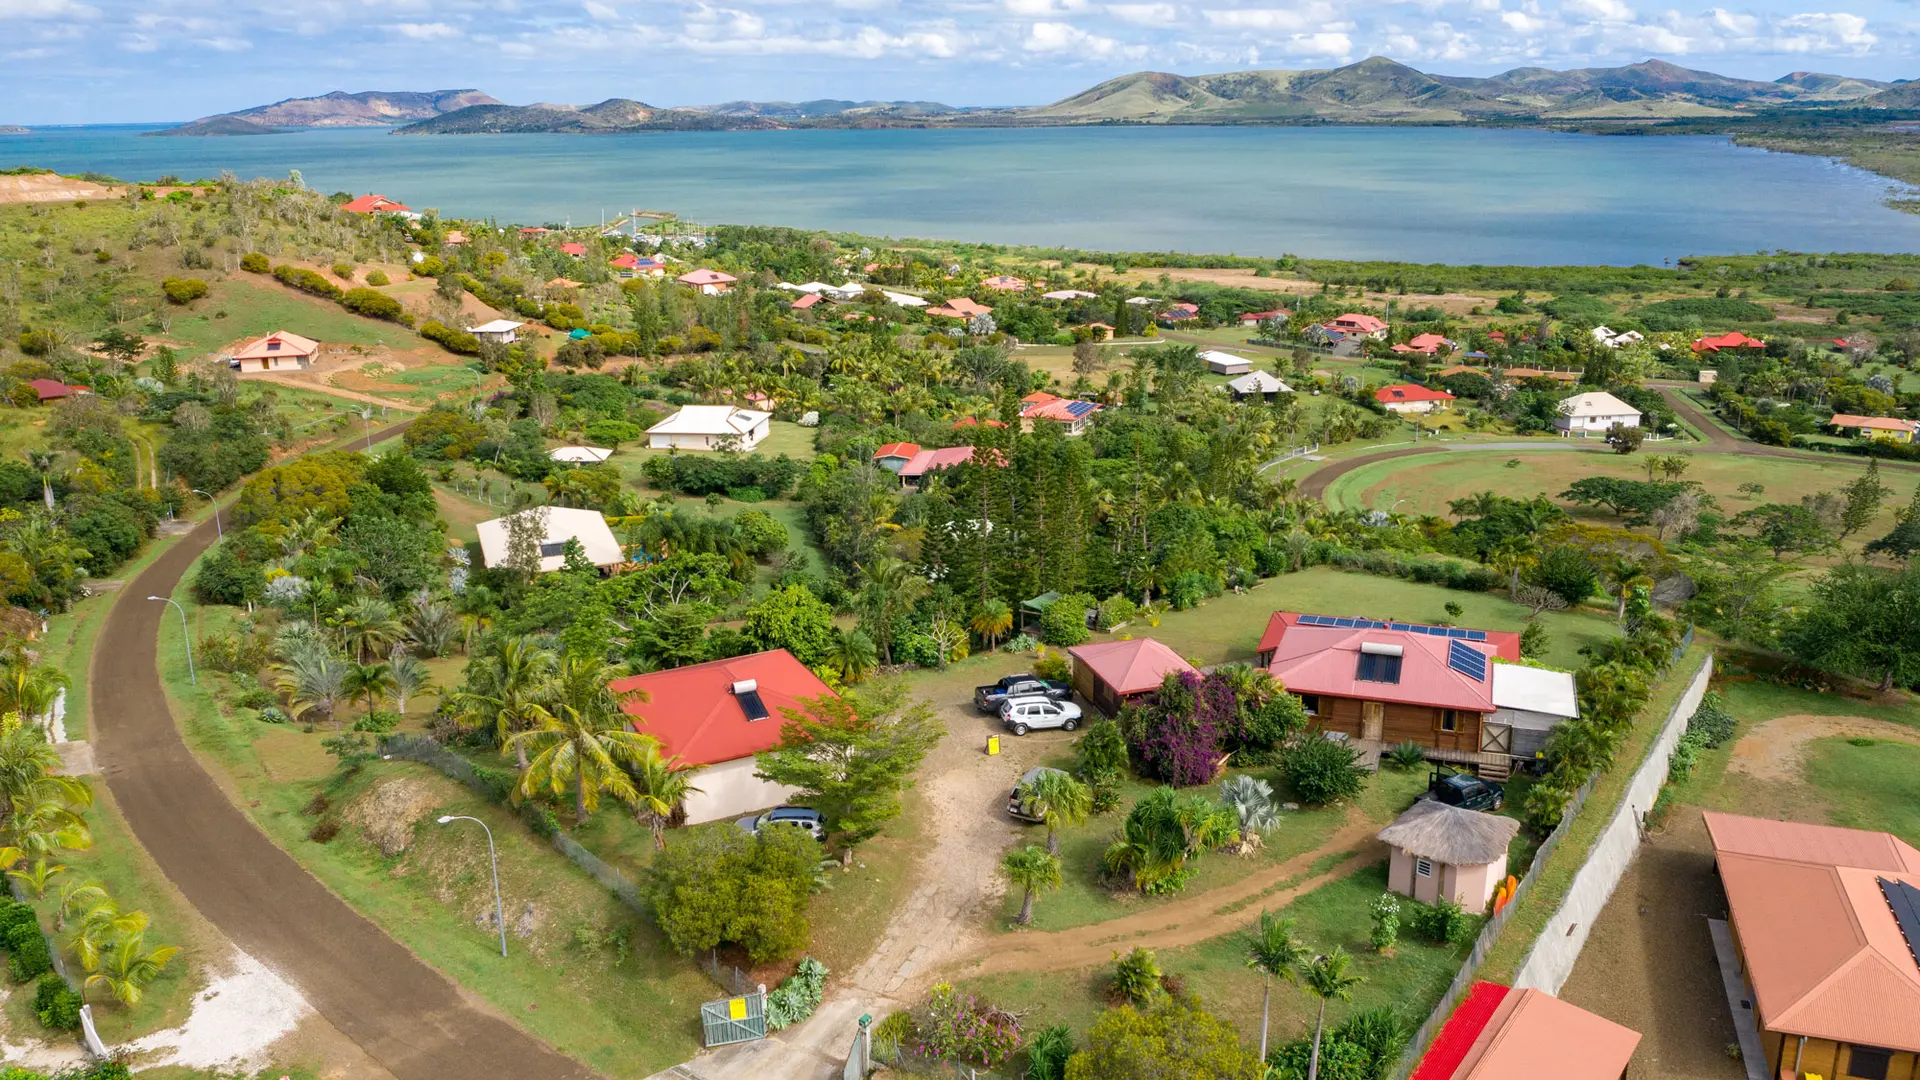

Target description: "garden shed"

left=1067, top=637, right=1196, bottom=717
left=1377, top=799, right=1519, bottom=910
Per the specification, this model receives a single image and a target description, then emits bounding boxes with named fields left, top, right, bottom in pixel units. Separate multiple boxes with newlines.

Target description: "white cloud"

left=1023, top=18, right=1142, bottom=55
left=198, top=36, right=253, bottom=51
left=1563, top=0, right=1633, bottom=21
left=1204, top=7, right=1315, bottom=30
left=1108, top=3, right=1177, bottom=25
left=1006, top=0, right=1089, bottom=14
left=396, top=21, right=462, bottom=39
left=583, top=1, right=619, bottom=18
left=0, top=0, right=94, bottom=18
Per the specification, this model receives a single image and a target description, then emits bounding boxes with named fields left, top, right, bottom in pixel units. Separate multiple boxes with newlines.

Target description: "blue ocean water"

left=6, top=123, right=1918, bottom=265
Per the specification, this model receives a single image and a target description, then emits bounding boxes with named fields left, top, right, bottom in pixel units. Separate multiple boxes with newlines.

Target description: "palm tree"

left=629, top=740, right=705, bottom=851
left=54, top=879, right=106, bottom=932
left=388, top=648, right=432, bottom=717
left=826, top=627, right=878, bottom=685
left=1600, top=555, right=1654, bottom=624
left=857, top=556, right=930, bottom=665
left=1000, top=845, right=1061, bottom=926
left=402, top=593, right=457, bottom=657
left=1302, top=947, right=1365, bottom=1080
left=85, top=930, right=178, bottom=1009
left=1025, top=770, right=1092, bottom=856
left=970, top=599, right=1013, bottom=651
left=1245, top=911, right=1308, bottom=1061
left=25, top=450, right=58, bottom=511
left=68, top=896, right=148, bottom=973
left=453, top=639, right=556, bottom=770
left=344, top=661, right=396, bottom=720
left=0, top=661, right=68, bottom=736
left=338, top=596, right=402, bottom=662
left=275, top=648, right=348, bottom=727
left=6, top=855, right=66, bottom=898
left=508, top=655, right=652, bottom=824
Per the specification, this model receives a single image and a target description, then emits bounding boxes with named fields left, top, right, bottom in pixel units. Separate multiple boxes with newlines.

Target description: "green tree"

left=646, top=824, right=819, bottom=962
left=452, top=638, right=556, bottom=770
left=1064, top=1002, right=1265, bottom=1080
left=343, top=661, right=395, bottom=720
left=1302, top=948, right=1365, bottom=1080
left=338, top=596, right=402, bottom=662
left=508, top=655, right=653, bottom=823
left=1245, top=910, right=1308, bottom=1061
left=83, top=930, right=178, bottom=1009
left=970, top=598, right=1013, bottom=651
left=1024, top=768, right=1092, bottom=856
left=1735, top=503, right=1834, bottom=560
left=629, top=741, right=705, bottom=851
left=741, top=584, right=838, bottom=667
left=1783, top=561, right=1920, bottom=691
left=1838, top=458, right=1893, bottom=541
left=1868, top=483, right=1920, bottom=561
left=752, top=684, right=942, bottom=849
left=856, top=556, right=930, bottom=666
left=1001, top=844, right=1061, bottom=925
left=825, top=627, right=878, bottom=685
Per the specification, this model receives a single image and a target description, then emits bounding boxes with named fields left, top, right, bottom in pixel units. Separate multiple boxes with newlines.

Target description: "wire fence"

left=700, top=949, right=754, bottom=997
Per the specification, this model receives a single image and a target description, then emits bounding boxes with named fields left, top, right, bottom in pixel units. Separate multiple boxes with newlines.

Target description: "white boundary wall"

left=1512, top=653, right=1715, bottom=993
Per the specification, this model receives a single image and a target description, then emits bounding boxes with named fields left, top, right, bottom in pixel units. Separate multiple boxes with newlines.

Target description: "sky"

left=3, top=0, right=1914, bottom=123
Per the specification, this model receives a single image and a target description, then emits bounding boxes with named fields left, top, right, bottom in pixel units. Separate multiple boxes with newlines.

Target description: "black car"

left=1424, top=771, right=1504, bottom=812
left=973, top=674, right=1073, bottom=713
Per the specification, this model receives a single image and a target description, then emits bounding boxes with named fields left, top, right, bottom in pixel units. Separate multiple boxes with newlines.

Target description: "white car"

left=998, top=695, right=1083, bottom=736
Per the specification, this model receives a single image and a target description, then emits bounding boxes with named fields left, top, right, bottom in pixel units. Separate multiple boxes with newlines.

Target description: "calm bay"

left=8, top=123, right=1920, bottom=265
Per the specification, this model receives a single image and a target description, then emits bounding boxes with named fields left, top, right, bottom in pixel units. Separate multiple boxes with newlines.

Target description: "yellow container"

left=987, top=735, right=1001, bottom=756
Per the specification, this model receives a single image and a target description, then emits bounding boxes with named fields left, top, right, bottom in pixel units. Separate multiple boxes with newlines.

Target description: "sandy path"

left=946, top=811, right=1382, bottom=979
left=244, top=373, right=426, bottom=412
left=1727, top=713, right=1920, bottom=782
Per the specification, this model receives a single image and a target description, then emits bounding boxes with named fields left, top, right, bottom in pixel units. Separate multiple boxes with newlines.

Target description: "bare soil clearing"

left=0, top=173, right=121, bottom=203
left=1727, top=713, right=1920, bottom=782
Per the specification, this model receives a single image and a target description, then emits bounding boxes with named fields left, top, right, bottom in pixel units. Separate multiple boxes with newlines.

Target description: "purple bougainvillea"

left=1133, top=669, right=1229, bottom=786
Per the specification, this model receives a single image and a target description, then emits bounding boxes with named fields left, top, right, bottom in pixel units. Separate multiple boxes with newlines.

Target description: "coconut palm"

left=1302, top=947, right=1366, bottom=1080
left=387, top=648, right=432, bottom=717
left=85, top=929, right=178, bottom=1008
left=275, top=647, right=348, bottom=727
left=453, top=639, right=556, bottom=770
left=1025, top=770, right=1092, bottom=856
left=629, top=740, right=705, bottom=851
left=6, top=855, right=65, bottom=897
left=826, top=627, right=878, bottom=685
left=508, top=655, right=652, bottom=824
left=54, top=879, right=106, bottom=931
left=856, top=556, right=930, bottom=665
left=1245, top=910, right=1308, bottom=1061
left=970, top=599, right=1013, bottom=651
left=338, top=596, right=402, bottom=663
left=344, top=661, right=396, bottom=720
left=0, top=661, right=68, bottom=736
left=1000, top=845, right=1061, bottom=926
left=68, top=896, right=148, bottom=973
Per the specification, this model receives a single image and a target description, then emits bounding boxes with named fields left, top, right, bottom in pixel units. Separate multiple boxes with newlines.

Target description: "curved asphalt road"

left=92, top=421, right=598, bottom=1080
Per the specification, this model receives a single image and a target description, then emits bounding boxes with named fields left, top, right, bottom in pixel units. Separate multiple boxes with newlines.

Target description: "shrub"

left=17, top=329, right=55, bottom=356
left=1268, top=1034, right=1374, bottom=1080
left=332, top=262, right=355, bottom=280
left=419, top=321, right=481, bottom=355
left=1004, top=633, right=1039, bottom=654
left=647, top=825, right=820, bottom=962
left=366, top=270, right=390, bottom=287
left=1032, top=646, right=1071, bottom=682
left=257, top=705, right=289, bottom=724
left=1075, top=717, right=1130, bottom=776
left=240, top=252, right=270, bottom=273
left=1519, top=619, right=1549, bottom=659
left=1282, top=737, right=1367, bottom=805
left=272, top=264, right=342, bottom=300
left=161, top=276, right=208, bottom=304
left=1331, top=1007, right=1410, bottom=1080
left=307, top=819, right=341, bottom=843
left=1111, top=947, right=1166, bottom=1008
left=1038, top=592, right=1094, bottom=646
left=353, top=709, right=401, bottom=734
left=1383, top=741, right=1427, bottom=771
left=32, top=975, right=82, bottom=1030
left=913, top=982, right=1024, bottom=1069
left=7, top=928, right=51, bottom=983
left=1369, top=892, right=1401, bottom=952
left=872, top=1010, right=913, bottom=1061
left=341, top=287, right=408, bottom=323
left=1686, top=690, right=1737, bottom=748
left=1408, top=896, right=1474, bottom=944
left=734, top=509, right=789, bottom=558
left=1095, top=594, right=1138, bottom=630
left=765, top=957, right=828, bottom=1031
left=1026, top=1023, right=1075, bottom=1080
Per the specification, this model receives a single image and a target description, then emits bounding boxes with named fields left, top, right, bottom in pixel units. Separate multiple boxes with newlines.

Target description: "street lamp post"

left=147, top=596, right=194, bottom=685
left=191, top=489, right=221, bottom=540
left=438, top=815, right=507, bottom=957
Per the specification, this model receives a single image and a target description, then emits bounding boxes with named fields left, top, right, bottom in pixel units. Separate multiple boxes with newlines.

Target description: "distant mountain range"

left=147, top=59, right=1917, bottom=138
left=145, top=89, right=499, bottom=137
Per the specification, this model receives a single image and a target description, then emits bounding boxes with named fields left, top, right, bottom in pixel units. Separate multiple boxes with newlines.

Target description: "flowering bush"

left=912, top=983, right=1023, bottom=1069
left=1132, top=671, right=1223, bottom=786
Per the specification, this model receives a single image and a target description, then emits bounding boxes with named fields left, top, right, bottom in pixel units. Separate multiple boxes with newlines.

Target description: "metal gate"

left=700, top=987, right=767, bottom=1048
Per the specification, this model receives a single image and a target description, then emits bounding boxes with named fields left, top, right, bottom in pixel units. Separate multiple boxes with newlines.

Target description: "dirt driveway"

left=92, top=421, right=598, bottom=1080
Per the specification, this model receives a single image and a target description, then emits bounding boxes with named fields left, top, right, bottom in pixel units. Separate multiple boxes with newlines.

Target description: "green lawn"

left=1134, top=567, right=1614, bottom=671
left=1807, top=738, right=1920, bottom=843
left=1005, top=767, right=1425, bottom=933
left=962, top=861, right=1475, bottom=1053
left=163, top=279, right=406, bottom=355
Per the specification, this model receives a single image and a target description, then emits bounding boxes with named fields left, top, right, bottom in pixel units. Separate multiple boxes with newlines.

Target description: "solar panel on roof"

left=1447, top=639, right=1488, bottom=682
left=736, top=689, right=770, bottom=722
left=1468, top=630, right=1487, bottom=642
left=1880, top=878, right=1920, bottom=971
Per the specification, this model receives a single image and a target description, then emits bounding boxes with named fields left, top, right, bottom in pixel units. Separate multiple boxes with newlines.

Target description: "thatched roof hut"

left=1377, top=800, right=1520, bottom=867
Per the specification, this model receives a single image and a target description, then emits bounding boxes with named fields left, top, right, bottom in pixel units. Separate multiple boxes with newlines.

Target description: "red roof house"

left=1693, top=331, right=1765, bottom=354
left=558, top=242, right=587, bottom=257
left=981, top=275, right=1028, bottom=292
left=1019, top=392, right=1101, bottom=436
left=1239, top=309, right=1291, bottom=326
left=339, top=194, right=410, bottom=215
left=952, top=416, right=1007, bottom=430
left=1393, top=333, right=1457, bottom=355
left=26, top=379, right=80, bottom=402
left=792, top=293, right=824, bottom=310
left=1326, top=313, right=1389, bottom=338
left=873, top=442, right=921, bottom=473
left=677, top=268, right=737, bottom=294
left=612, top=649, right=835, bottom=824
left=1375, top=384, right=1456, bottom=413
left=928, top=297, right=993, bottom=320
left=1411, top=981, right=1640, bottom=1080
left=1067, top=638, right=1197, bottom=716
left=898, top=445, right=1002, bottom=487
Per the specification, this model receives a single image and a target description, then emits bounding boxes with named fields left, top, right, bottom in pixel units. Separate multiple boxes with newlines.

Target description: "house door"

left=1481, top=723, right=1512, bottom=755
left=1361, top=702, right=1384, bottom=742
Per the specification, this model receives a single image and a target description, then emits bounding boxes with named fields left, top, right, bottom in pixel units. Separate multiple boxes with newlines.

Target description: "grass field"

left=1131, top=567, right=1616, bottom=671
left=162, top=280, right=405, bottom=356
left=962, top=859, right=1475, bottom=1057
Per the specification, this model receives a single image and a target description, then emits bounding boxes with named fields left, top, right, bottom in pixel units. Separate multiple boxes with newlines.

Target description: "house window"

left=1356, top=653, right=1403, bottom=683
left=1299, top=695, right=1319, bottom=716
left=1847, top=1045, right=1892, bottom=1080
left=1440, top=710, right=1458, bottom=732
left=1415, top=857, right=1433, bottom=878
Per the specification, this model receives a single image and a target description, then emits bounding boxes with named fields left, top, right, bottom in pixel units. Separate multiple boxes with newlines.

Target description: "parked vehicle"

left=1421, top=770, right=1504, bottom=812
left=999, top=695, right=1082, bottom=736
left=973, top=674, right=1073, bottom=713
left=736, top=806, right=826, bottom=840
left=1008, top=766, right=1068, bottom=822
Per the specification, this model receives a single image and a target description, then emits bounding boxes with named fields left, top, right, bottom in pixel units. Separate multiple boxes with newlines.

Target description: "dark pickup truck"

left=973, top=674, right=1073, bottom=713
left=1422, top=770, right=1505, bottom=812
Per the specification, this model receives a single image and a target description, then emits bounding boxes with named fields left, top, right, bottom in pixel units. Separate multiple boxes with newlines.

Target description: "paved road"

left=91, top=421, right=598, bottom=1080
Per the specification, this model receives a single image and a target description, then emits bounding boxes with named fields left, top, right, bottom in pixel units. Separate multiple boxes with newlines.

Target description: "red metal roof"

left=1375, top=384, right=1456, bottom=404
left=558, top=242, right=587, bottom=256
left=1240, top=308, right=1290, bottom=320
left=1831, top=414, right=1916, bottom=432
left=1693, top=331, right=1765, bottom=353
left=27, top=379, right=75, bottom=401
left=952, top=416, right=1007, bottom=429
left=1414, top=982, right=1640, bottom=1080
left=873, top=442, right=920, bottom=460
left=1329, top=313, right=1387, bottom=333
left=340, top=194, right=408, bottom=214
left=612, top=649, right=835, bottom=767
left=1258, top=612, right=1521, bottom=713
left=1412, top=982, right=1510, bottom=1080
left=792, top=293, right=823, bottom=309
left=1068, top=638, right=1195, bottom=696
left=677, top=268, right=737, bottom=286
left=899, top=445, right=1001, bottom=478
